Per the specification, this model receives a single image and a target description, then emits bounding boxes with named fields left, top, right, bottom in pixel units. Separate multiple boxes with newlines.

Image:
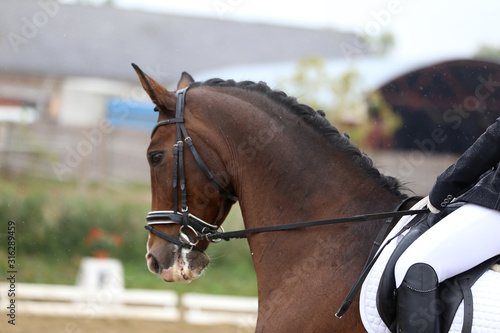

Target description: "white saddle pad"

left=359, top=197, right=500, bottom=333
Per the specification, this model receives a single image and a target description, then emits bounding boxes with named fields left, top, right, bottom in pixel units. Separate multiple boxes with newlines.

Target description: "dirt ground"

left=6, top=315, right=254, bottom=333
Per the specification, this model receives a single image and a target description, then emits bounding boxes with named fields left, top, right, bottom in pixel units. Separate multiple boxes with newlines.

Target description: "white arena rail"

left=0, top=283, right=258, bottom=327
left=0, top=283, right=180, bottom=321
left=182, top=292, right=258, bottom=326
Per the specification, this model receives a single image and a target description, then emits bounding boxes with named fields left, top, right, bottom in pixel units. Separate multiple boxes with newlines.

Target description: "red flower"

left=111, top=233, right=122, bottom=246
left=89, top=227, right=103, bottom=239
left=84, top=227, right=122, bottom=257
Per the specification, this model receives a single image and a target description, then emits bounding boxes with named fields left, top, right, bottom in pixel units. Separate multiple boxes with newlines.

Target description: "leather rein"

left=145, top=86, right=429, bottom=253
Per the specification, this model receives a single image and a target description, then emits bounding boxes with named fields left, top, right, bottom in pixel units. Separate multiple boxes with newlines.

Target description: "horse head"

left=133, top=64, right=236, bottom=283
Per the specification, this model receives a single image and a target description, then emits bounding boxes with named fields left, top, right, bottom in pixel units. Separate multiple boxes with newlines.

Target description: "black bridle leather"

left=145, top=87, right=237, bottom=252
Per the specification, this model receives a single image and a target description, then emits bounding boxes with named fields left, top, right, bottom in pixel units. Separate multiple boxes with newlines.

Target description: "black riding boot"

left=396, top=263, right=440, bottom=333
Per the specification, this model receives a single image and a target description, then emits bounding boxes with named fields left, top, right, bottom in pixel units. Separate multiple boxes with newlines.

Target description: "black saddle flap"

left=376, top=213, right=431, bottom=332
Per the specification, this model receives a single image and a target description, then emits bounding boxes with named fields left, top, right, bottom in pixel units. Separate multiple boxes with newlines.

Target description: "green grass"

left=0, top=175, right=257, bottom=296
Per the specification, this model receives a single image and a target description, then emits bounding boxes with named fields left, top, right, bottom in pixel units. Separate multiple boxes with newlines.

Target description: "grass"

left=0, top=175, right=257, bottom=296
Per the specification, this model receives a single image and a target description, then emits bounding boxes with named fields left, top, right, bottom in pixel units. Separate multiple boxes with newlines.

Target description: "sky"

left=104, top=0, right=500, bottom=61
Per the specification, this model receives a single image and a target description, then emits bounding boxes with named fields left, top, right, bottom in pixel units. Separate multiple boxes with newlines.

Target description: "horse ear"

left=177, top=72, right=195, bottom=90
left=131, top=63, right=176, bottom=113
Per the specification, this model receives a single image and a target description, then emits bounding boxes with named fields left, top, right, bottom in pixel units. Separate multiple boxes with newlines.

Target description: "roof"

left=0, top=0, right=357, bottom=82
left=379, top=59, right=500, bottom=153
left=380, top=59, right=500, bottom=113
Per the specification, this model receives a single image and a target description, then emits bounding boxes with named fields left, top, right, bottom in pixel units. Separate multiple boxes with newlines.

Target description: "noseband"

left=145, top=87, right=237, bottom=252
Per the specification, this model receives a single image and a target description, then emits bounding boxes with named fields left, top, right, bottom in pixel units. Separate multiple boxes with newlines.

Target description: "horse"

left=134, top=64, right=421, bottom=332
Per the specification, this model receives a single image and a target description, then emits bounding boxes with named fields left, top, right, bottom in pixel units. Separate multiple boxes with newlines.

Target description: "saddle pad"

left=359, top=197, right=500, bottom=333
left=449, top=270, right=500, bottom=331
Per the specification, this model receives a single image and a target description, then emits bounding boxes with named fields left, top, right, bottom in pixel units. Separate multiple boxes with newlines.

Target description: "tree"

left=281, top=55, right=402, bottom=149
left=361, top=31, right=395, bottom=56
left=474, top=44, right=500, bottom=63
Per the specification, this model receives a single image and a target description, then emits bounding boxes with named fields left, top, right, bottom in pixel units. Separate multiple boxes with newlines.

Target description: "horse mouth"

left=146, top=251, right=205, bottom=283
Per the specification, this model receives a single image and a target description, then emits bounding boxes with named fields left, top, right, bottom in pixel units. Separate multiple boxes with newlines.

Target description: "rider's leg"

left=394, top=203, right=500, bottom=333
left=395, top=203, right=500, bottom=287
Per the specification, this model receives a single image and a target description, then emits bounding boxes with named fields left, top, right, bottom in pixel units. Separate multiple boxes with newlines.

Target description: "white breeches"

left=395, top=203, right=500, bottom=288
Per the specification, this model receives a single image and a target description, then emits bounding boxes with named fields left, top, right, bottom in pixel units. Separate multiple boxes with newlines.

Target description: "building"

left=0, top=0, right=357, bottom=182
left=0, top=0, right=356, bottom=126
left=379, top=59, right=500, bottom=153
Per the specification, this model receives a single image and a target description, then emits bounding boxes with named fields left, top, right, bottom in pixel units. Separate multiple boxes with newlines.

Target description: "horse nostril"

left=152, top=257, right=160, bottom=273
left=148, top=254, right=160, bottom=274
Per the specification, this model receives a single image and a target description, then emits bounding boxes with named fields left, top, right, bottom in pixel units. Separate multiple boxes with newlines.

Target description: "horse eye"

left=149, top=152, right=164, bottom=166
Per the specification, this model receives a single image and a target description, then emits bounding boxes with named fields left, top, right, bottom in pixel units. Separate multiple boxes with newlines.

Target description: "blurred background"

left=1, top=0, right=500, bottom=331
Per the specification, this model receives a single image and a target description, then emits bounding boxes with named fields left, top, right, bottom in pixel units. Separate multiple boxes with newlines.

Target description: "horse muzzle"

left=146, top=247, right=209, bottom=283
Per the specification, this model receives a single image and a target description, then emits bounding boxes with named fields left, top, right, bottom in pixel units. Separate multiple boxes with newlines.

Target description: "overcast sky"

left=102, top=0, right=500, bottom=61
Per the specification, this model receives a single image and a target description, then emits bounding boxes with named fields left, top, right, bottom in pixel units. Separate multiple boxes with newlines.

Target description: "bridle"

left=145, top=86, right=238, bottom=252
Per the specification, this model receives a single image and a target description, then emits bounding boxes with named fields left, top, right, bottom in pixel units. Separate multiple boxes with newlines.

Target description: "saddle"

left=376, top=202, right=500, bottom=333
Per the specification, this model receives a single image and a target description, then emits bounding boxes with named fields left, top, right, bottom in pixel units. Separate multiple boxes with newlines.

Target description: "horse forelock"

left=189, top=78, right=407, bottom=197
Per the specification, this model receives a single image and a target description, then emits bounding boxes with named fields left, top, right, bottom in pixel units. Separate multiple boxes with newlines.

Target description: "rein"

left=145, top=207, right=429, bottom=254
left=196, top=207, right=429, bottom=241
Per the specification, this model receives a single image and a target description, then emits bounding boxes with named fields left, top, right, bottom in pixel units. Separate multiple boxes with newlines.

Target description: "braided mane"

left=190, top=79, right=406, bottom=197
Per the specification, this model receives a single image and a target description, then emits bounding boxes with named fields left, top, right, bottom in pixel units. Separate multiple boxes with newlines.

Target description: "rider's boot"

left=396, top=263, right=440, bottom=333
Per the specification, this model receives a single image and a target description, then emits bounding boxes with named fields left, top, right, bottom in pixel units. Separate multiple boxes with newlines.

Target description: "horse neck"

left=219, top=108, right=404, bottom=228
left=246, top=149, right=399, bottom=216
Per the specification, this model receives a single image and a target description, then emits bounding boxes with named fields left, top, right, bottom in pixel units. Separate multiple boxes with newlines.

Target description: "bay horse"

left=134, top=64, right=416, bottom=332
